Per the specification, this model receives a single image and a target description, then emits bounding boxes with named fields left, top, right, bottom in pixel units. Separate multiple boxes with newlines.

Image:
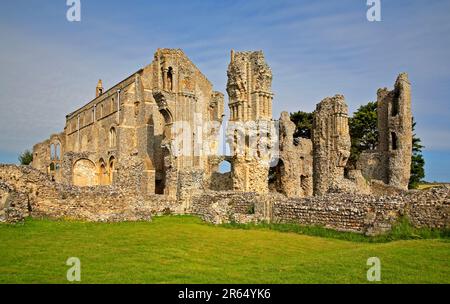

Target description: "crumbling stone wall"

left=2, top=165, right=447, bottom=236
left=312, top=95, right=372, bottom=196
left=190, top=187, right=449, bottom=235
left=0, top=181, right=30, bottom=223
left=190, top=191, right=278, bottom=224
left=0, top=165, right=179, bottom=223
left=271, top=112, right=313, bottom=197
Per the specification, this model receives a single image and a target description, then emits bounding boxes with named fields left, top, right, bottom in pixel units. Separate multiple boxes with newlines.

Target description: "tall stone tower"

left=376, top=73, right=412, bottom=189
left=226, top=50, right=274, bottom=192
left=357, top=73, right=412, bottom=190
left=312, top=95, right=351, bottom=196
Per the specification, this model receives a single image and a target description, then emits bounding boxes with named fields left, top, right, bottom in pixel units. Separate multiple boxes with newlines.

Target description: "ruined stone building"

left=32, top=49, right=225, bottom=199
left=2, top=48, right=446, bottom=234
left=31, top=48, right=413, bottom=203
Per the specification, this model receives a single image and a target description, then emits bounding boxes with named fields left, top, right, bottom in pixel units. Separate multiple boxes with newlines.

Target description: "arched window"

left=73, top=158, right=97, bottom=187
left=55, top=143, right=61, bottom=160
left=167, top=67, right=173, bottom=91
left=50, top=144, right=55, bottom=160
left=109, top=127, right=117, bottom=148
left=269, top=159, right=285, bottom=194
left=99, top=161, right=107, bottom=185
left=109, top=156, right=115, bottom=184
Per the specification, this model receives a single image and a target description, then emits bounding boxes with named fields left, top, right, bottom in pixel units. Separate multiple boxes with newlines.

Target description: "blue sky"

left=0, top=0, right=449, bottom=181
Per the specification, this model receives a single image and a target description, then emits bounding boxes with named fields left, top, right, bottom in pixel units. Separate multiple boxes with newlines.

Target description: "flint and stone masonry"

left=2, top=49, right=445, bottom=235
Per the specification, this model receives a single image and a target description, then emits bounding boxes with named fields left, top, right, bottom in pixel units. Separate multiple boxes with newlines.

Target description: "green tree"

left=348, top=101, right=378, bottom=167
left=290, top=111, right=313, bottom=139
left=409, top=119, right=425, bottom=189
left=18, top=150, right=33, bottom=165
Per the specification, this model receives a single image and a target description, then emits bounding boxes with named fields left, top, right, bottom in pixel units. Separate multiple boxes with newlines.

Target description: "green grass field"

left=0, top=216, right=449, bottom=284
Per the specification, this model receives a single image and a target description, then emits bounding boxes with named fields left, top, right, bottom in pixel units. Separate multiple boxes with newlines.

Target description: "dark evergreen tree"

left=409, top=119, right=425, bottom=189
left=290, top=111, right=313, bottom=139
left=18, top=149, right=33, bottom=165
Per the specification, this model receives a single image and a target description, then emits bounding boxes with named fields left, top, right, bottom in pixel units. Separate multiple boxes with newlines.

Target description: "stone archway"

left=73, top=159, right=97, bottom=187
left=153, top=90, right=176, bottom=196
left=269, top=159, right=285, bottom=194
left=98, top=159, right=109, bottom=186
left=209, top=159, right=233, bottom=191
left=108, top=156, right=116, bottom=184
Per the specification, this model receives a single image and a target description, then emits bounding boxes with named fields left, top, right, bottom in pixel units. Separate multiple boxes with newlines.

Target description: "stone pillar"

left=312, top=95, right=351, bottom=196
left=226, top=50, right=273, bottom=193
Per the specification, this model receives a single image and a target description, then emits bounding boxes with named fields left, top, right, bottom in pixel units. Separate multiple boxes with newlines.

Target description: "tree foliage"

left=290, top=111, right=313, bottom=139
left=348, top=102, right=378, bottom=167
left=18, top=150, right=33, bottom=166
left=409, top=119, right=425, bottom=189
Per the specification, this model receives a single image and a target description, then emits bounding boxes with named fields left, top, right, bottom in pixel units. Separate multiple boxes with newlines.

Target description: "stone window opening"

left=167, top=67, right=174, bottom=91
left=209, top=160, right=233, bottom=191
left=55, top=143, right=61, bottom=160
left=391, top=132, right=398, bottom=150
left=392, top=91, right=400, bottom=116
left=50, top=144, right=56, bottom=160
left=269, top=159, right=284, bottom=193
left=73, top=158, right=97, bottom=187
left=217, top=160, right=232, bottom=174
left=300, top=175, right=307, bottom=190
left=109, top=127, right=117, bottom=148
left=155, top=179, right=165, bottom=195
left=98, top=159, right=109, bottom=186
left=109, top=156, right=115, bottom=184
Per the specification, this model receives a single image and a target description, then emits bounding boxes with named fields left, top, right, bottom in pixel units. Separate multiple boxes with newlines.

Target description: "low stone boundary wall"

left=272, top=194, right=404, bottom=235
left=190, top=188, right=449, bottom=235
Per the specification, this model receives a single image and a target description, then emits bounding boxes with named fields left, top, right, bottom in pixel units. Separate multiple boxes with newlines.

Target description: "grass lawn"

left=417, top=183, right=450, bottom=190
left=0, top=216, right=449, bottom=284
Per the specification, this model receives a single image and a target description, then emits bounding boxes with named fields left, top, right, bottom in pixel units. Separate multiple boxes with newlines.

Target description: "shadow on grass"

left=218, top=217, right=450, bottom=243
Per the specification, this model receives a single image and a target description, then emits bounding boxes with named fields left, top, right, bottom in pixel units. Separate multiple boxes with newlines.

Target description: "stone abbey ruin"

left=0, top=49, right=448, bottom=235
